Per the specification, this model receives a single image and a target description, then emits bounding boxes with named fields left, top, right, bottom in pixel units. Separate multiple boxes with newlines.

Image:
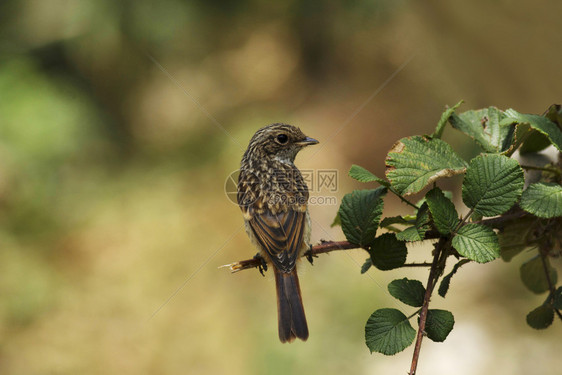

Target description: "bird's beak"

left=296, top=136, right=319, bottom=146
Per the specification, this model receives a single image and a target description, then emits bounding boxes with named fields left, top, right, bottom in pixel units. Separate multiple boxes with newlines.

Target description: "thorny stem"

left=221, top=241, right=431, bottom=272
left=389, top=187, right=420, bottom=210
left=409, top=237, right=447, bottom=375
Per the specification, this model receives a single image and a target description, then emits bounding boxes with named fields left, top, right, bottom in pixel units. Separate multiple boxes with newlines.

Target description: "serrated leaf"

left=519, top=103, right=562, bottom=154
left=416, top=190, right=453, bottom=209
left=438, top=259, right=470, bottom=297
left=526, top=304, right=554, bottom=330
left=449, top=107, right=515, bottom=153
left=414, top=203, right=431, bottom=238
left=338, top=187, right=387, bottom=246
left=349, top=164, right=389, bottom=186
left=519, top=130, right=551, bottom=154
left=395, top=204, right=431, bottom=242
left=544, top=104, right=562, bottom=126
left=425, top=187, right=459, bottom=235
left=502, top=109, right=562, bottom=152
left=520, top=183, right=562, bottom=218
left=553, top=287, right=562, bottom=310
left=498, top=216, right=536, bottom=262
left=462, top=154, right=524, bottom=217
left=434, top=100, right=464, bottom=138
left=369, top=233, right=407, bottom=270
left=388, top=278, right=425, bottom=307
left=385, top=136, right=467, bottom=196
left=396, top=226, right=422, bottom=242
left=425, top=309, right=455, bottom=342
left=520, top=256, right=558, bottom=294
left=452, top=223, right=500, bottom=263
left=365, top=308, right=416, bottom=355
left=361, top=258, right=372, bottom=274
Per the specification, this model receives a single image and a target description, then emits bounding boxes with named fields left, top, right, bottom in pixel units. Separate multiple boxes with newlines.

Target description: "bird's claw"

left=305, top=244, right=316, bottom=265
left=253, top=253, right=268, bottom=276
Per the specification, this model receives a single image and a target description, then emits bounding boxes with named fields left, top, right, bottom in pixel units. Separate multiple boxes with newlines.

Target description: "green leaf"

left=349, top=165, right=389, bottom=186
left=526, top=304, right=554, bottom=330
left=498, top=216, right=537, bottom=262
left=498, top=216, right=536, bottom=262
left=425, top=187, right=459, bottom=235
left=438, top=259, right=471, bottom=297
left=462, top=154, right=524, bottom=217
left=553, top=287, right=562, bottom=310
left=414, top=203, right=431, bottom=237
left=369, top=233, right=407, bottom=270
left=502, top=109, right=562, bottom=152
left=396, top=203, right=431, bottom=242
left=520, top=256, right=558, bottom=294
left=385, top=136, right=467, bottom=196
left=449, top=107, right=516, bottom=153
left=452, top=223, right=500, bottom=263
left=519, top=130, right=551, bottom=154
left=520, top=183, right=562, bottom=218
left=396, top=226, right=422, bottom=242
left=365, top=308, right=416, bottom=355
left=416, top=190, right=453, bottom=209
left=388, top=278, right=425, bottom=307
left=338, top=188, right=387, bottom=246
left=544, top=104, right=562, bottom=126
left=433, top=100, right=464, bottom=138
left=380, top=216, right=412, bottom=228
left=361, top=258, right=372, bottom=274
left=425, top=309, right=455, bottom=342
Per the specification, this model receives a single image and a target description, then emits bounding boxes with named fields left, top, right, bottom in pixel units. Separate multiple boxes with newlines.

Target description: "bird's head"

left=245, top=123, right=319, bottom=163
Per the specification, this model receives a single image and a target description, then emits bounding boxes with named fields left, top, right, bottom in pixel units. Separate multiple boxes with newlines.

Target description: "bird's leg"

left=253, top=253, right=268, bottom=276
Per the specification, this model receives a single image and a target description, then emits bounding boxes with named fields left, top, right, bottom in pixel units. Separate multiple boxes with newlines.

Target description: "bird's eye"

left=276, top=134, right=289, bottom=144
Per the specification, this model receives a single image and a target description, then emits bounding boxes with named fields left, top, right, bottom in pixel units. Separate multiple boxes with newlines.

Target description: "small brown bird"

left=237, top=123, right=318, bottom=343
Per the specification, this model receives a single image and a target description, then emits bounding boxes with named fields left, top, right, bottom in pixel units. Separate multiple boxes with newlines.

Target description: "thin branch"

left=402, top=262, right=433, bottom=268
left=389, top=187, right=420, bottom=210
left=220, top=239, right=435, bottom=273
left=409, top=237, right=447, bottom=375
left=220, top=241, right=358, bottom=273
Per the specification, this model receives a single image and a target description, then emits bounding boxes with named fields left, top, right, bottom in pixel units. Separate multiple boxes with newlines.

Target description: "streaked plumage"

left=237, top=123, right=318, bottom=343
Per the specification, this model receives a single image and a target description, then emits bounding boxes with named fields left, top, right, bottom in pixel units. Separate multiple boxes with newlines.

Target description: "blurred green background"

left=1, top=1, right=561, bottom=374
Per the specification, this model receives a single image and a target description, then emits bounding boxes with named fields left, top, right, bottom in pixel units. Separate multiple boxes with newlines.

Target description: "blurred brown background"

left=1, top=1, right=561, bottom=374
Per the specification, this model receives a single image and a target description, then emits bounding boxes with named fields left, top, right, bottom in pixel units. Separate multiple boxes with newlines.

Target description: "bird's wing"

left=248, top=208, right=305, bottom=273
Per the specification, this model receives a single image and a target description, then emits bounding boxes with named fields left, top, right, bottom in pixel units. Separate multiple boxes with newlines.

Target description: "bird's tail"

left=274, top=268, right=309, bottom=343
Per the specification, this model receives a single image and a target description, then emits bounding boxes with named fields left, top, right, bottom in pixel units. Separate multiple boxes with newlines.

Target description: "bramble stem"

left=221, top=241, right=432, bottom=272
left=409, top=237, right=447, bottom=375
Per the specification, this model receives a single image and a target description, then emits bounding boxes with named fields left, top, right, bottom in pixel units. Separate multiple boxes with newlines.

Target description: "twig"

left=409, top=237, right=447, bottom=375
left=389, top=187, right=420, bottom=210
left=402, top=262, right=433, bottom=268
left=220, top=241, right=358, bottom=272
left=220, top=239, right=436, bottom=273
